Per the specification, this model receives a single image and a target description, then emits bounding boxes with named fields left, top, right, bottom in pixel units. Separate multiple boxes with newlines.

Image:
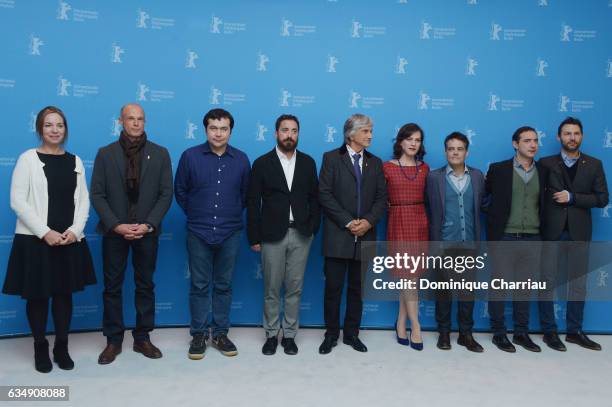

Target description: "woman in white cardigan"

left=2, top=106, right=95, bottom=373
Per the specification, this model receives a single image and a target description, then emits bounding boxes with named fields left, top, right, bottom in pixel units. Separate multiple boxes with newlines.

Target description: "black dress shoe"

left=343, top=335, right=368, bottom=352
left=437, top=332, right=451, bottom=350
left=262, top=337, right=278, bottom=355
left=543, top=332, right=567, bottom=352
left=512, top=333, right=541, bottom=352
left=492, top=334, right=516, bottom=353
left=566, top=331, right=602, bottom=351
left=281, top=337, right=298, bottom=355
left=318, top=337, right=337, bottom=355
left=457, top=333, right=484, bottom=353
left=34, top=339, right=52, bottom=373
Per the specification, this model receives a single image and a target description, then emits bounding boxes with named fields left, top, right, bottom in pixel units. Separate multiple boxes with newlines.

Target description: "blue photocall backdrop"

left=0, top=0, right=610, bottom=336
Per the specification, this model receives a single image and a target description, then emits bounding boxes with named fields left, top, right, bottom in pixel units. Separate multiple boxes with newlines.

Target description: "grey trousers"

left=261, top=228, right=313, bottom=338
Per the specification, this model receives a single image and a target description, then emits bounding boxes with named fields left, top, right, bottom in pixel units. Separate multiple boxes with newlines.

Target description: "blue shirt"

left=175, top=142, right=251, bottom=245
left=561, top=151, right=580, bottom=168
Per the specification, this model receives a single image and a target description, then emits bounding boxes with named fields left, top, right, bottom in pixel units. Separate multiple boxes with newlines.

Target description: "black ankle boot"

left=53, top=339, right=74, bottom=370
left=34, top=339, right=52, bottom=373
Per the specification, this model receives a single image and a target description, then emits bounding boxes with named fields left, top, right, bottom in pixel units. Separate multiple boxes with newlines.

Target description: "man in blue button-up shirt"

left=175, top=108, right=250, bottom=360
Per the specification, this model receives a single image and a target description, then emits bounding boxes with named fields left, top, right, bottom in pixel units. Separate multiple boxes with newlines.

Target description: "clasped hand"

left=43, top=230, right=77, bottom=246
left=113, top=224, right=150, bottom=240
left=348, top=219, right=371, bottom=237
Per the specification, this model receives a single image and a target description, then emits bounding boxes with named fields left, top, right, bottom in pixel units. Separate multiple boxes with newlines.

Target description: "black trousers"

left=435, top=248, right=476, bottom=334
left=323, top=257, right=362, bottom=338
left=102, top=235, right=159, bottom=344
left=488, top=234, right=541, bottom=335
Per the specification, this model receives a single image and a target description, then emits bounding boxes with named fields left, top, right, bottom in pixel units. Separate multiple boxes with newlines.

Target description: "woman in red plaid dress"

left=383, top=123, right=429, bottom=350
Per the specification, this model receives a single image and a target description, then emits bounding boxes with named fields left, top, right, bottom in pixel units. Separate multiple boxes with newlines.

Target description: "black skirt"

left=3, top=234, right=96, bottom=300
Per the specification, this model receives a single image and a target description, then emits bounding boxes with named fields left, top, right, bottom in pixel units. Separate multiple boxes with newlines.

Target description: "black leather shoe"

left=262, top=337, right=278, bottom=355
left=318, top=337, right=337, bottom=355
left=53, top=339, right=74, bottom=370
left=543, top=332, right=567, bottom=352
left=566, top=331, right=602, bottom=351
left=343, top=335, right=368, bottom=352
left=492, top=334, right=516, bottom=353
left=34, top=339, right=52, bottom=373
left=281, top=337, right=298, bottom=355
left=458, top=333, right=484, bottom=353
left=512, top=333, right=541, bottom=352
left=437, top=332, right=451, bottom=350
left=98, top=343, right=122, bottom=365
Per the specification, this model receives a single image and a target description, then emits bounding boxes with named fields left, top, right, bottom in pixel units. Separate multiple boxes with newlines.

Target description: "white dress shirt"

left=276, top=146, right=296, bottom=222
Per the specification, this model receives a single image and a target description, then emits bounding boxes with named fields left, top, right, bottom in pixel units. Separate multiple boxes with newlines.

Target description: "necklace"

left=397, top=159, right=420, bottom=181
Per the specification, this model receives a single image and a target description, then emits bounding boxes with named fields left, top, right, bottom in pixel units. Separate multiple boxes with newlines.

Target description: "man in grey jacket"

left=91, top=103, right=173, bottom=365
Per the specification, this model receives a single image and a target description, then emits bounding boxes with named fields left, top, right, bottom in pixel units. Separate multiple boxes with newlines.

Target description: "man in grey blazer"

left=538, top=117, right=609, bottom=351
left=426, top=132, right=486, bottom=353
left=91, top=103, right=173, bottom=364
left=318, top=114, right=387, bottom=354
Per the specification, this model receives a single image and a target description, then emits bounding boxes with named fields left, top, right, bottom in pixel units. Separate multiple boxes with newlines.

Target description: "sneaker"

left=188, top=334, right=207, bottom=360
left=212, top=334, right=238, bottom=357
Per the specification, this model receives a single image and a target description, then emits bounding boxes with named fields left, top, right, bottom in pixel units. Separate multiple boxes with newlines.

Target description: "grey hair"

left=343, top=113, right=372, bottom=143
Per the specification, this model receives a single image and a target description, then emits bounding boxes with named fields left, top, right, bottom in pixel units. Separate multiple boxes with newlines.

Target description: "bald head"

left=119, top=103, right=145, bottom=138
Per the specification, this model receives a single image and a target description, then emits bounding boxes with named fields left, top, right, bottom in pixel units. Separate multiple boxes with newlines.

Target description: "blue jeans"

left=187, top=230, right=241, bottom=338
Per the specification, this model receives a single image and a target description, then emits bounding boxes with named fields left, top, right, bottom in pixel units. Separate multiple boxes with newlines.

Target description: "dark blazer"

left=426, top=165, right=486, bottom=242
left=485, top=158, right=548, bottom=241
left=539, top=153, right=609, bottom=241
left=318, top=145, right=387, bottom=259
left=90, top=140, right=173, bottom=236
left=247, top=148, right=320, bottom=244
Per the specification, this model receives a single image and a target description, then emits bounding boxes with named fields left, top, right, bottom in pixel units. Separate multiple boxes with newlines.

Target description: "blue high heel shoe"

left=396, top=320, right=410, bottom=346
left=409, top=329, right=423, bottom=351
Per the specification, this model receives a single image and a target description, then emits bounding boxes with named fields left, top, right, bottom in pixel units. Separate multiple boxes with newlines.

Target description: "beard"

left=562, top=140, right=581, bottom=152
left=277, top=137, right=298, bottom=153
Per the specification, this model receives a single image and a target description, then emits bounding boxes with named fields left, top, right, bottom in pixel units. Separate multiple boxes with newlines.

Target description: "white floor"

left=0, top=328, right=611, bottom=407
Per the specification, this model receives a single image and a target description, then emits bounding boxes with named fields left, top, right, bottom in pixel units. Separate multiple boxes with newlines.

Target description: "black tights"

left=26, top=294, right=72, bottom=344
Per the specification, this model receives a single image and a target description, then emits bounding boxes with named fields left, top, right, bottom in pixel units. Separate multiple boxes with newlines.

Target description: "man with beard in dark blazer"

left=538, top=117, right=609, bottom=351
left=317, top=113, right=387, bottom=354
left=247, top=114, right=320, bottom=356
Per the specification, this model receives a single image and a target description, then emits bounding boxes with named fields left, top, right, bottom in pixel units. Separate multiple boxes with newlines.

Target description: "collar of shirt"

left=561, top=151, right=580, bottom=168
left=275, top=146, right=297, bottom=165
left=445, top=164, right=469, bottom=178
left=346, top=144, right=363, bottom=163
left=201, top=141, right=235, bottom=157
left=513, top=156, right=535, bottom=173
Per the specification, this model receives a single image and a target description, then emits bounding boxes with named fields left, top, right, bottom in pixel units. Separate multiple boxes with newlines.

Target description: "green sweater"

left=504, top=169, right=540, bottom=234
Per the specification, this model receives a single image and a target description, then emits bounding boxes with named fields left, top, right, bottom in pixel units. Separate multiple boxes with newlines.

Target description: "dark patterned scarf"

left=119, top=130, right=147, bottom=204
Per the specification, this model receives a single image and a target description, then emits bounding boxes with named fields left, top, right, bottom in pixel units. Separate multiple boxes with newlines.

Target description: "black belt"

left=503, top=232, right=539, bottom=238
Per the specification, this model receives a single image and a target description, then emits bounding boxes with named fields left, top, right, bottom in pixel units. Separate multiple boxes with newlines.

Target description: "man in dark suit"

left=538, top=117, right=609, bottom=351
left=317, top=113, right=387, bottom=354
left=485, top=126, right=547, bottom=353
left=91, top=103, right=173, bottom=364
left=247, top=114, right=320, bottom=356
left=426, top=132, right=485, bottom=352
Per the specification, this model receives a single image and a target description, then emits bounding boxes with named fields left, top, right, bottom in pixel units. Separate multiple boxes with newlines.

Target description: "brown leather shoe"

left=98, top=343, right=122, bottom=365
left=133, top=340, right=162, bottom=359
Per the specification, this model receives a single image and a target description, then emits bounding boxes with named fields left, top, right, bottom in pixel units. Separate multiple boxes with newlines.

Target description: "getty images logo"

left=29, top=34, right=44, bottom=56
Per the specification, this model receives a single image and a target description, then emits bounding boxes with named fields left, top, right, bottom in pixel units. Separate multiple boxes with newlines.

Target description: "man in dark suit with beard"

left=538, top=117, right=609, bottom=351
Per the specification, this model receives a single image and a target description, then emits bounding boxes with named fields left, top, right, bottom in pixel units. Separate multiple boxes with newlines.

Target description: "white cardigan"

left=10, top=148, right=89, bottom=241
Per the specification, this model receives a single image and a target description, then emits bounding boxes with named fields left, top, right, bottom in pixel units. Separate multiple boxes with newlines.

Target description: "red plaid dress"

left=383, top=161, right=429, bottom=279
